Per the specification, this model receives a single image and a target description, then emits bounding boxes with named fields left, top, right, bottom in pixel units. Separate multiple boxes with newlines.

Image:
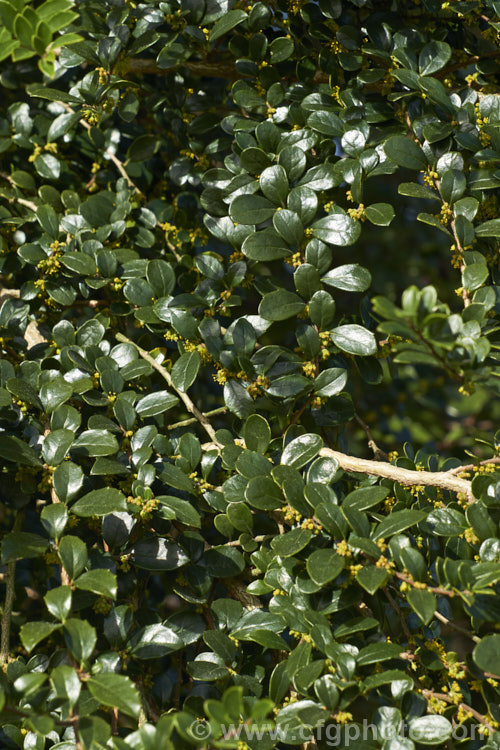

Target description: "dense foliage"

left=3, top=0, right=500, bottom=748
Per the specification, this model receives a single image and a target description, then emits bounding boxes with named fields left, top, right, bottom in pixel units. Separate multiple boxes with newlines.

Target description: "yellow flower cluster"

left=301, top=518, right=322, bottom=534
left=82, top=108, right=100, bottom=125
left=302, top=361, right=316, bottom=377
left=421, top=169, right=438, bottom=188
left=375, top=555, right=395, bottom=570
left=282, top=504, right=302, bottom=523
left=311, top=396, right=326, bottom=409
left=287, top=0, right=304, bottom=14
left=383, top=496, right=396, bottom=512
left=449, top=243, right=462, bottom=269
left=285, top=252, right=303, bottom=269
left=29, top=141, right=57, bottom=162
left=188, top=472, right=214, bottom=492
left=213, top=368, right=230, bottom=385
left=437, top=202, right=453, bottom=225
left=37, top=467, right=53, bottom=493
left=336, top=540, right=352, bottom=556
left=441, top=681, right=463, bottom=704
left=15, top=399, right=28, bottom=415
left=247, top=375, right=270, bottom=399
left=335, top=712, right=353, bottom=725
left=183, top=339, right=211, bottom=364
left=128, top=494, right=159, bottom=519
left=347, top=204, right=366, bottom=221
left=428, top=695, right=448, bottom=714
left=463, top=527, right=480, bottom=545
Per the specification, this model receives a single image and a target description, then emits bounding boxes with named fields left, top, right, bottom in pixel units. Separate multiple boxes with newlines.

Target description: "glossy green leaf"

left=330, top=324, right=377, bottom=356
left=306, top=549, right=344, bottom=585
left=136, top=389, right=179, bottom=416
left=71, top=488, right=127, bottom=517
left=321, top=264, right=371, bottom=292
left=407, top=588, right=436, bottom=625
left=259, top=290, right=305, bottom=321
left=384, top=136, right=427, bottom=170
left=282, top=434, right=323, bottom=469
left=171, top=351, right=201, bottom=392
left=87, top=674, right=141, bottom=718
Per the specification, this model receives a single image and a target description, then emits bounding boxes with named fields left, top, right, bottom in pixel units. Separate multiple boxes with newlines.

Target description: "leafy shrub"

left=2, top=0, right=500, bottom=748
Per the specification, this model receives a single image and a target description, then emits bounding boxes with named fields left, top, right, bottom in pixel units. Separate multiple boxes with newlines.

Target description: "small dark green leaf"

left=209, top=9, right=247, bottom=42
left=407, top=588, right=436, bottom=625
left=473, top=634, right=500, bottom=675
left=230, top=194, right=275, bottom=225
left=356, top=565, right=389, bottom=594
left=259, top=290, right=305, bottom=321
left=71, top=430, right=119, bottom=457
left=330, top=325, right=377, bottom=356
left=75, top=569, right=117, bottom=598
left=365, top=203, right=395, bottom=226
left=312, top=214, right=361, bottom=246
left=136, top=390, right=179, bottom=416
left=20, top=622, right=61, bottom=653
left=71, top=488, right=127, bottom=517
left=282, top=434, right=323, bottom=469
left=64, top=619, right=97, bottom=664
left=306, top=549, right=344, bottom=584
left=0, top=435, right=42, bottom=467
left=171, top=351, right=201, bottom=392
left=321, top=264, right=371, bottom=292
left=384, top=136, right=427, bottom=170
left=271, top=528, right=312, bottom=557
left=87, top=674, right=141, bottom=718
left=58, top=535, right=88, bottom=579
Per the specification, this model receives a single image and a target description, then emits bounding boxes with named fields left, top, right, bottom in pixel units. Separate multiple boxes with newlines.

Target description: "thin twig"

left=319, top=448, right=474, bottom=500
left=0, top=172, right=38, bottom=212
left=393, top=569, right=471, bottom=599
left=58, top=102, right=142, bottom=195
left=226, top=535, right=267, bottom=546
left=433, top=610, right=480, bottom=643
left=0, top=511, right=25, bottom=666
left=355, top=414, right=388, bottom=460
left=44, top=423, right=71, bottom=585
left=421, top=690, right=494, bottom=732
left=448, top=455, right=500, bottom=475
left=167, top=406, right=227, bottom=430
left=116, top=333, right=220, bottom=444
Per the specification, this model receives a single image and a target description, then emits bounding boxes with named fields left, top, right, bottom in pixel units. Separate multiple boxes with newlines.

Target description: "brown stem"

left=167, top=406, right=227, bottom=430
left=433, top=610, right=480, bottom=643
left=355, top=413, right=388, bottom=460
left=319, top=447, right=474, bottom=499
left=116, top=333, right=221, bottom=444
left=393, top=569, right=471, bottom=599
left=111, top=708, right=119, bottom=735
left=57, top=102, right=142, bottom=195
left=0, top=511, right=25, bottom=665
left=448, top=455, right=500, bottom=475
left=421, top=690, right=494, bottom=732
left=49, top=467, right=71, bottom=586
